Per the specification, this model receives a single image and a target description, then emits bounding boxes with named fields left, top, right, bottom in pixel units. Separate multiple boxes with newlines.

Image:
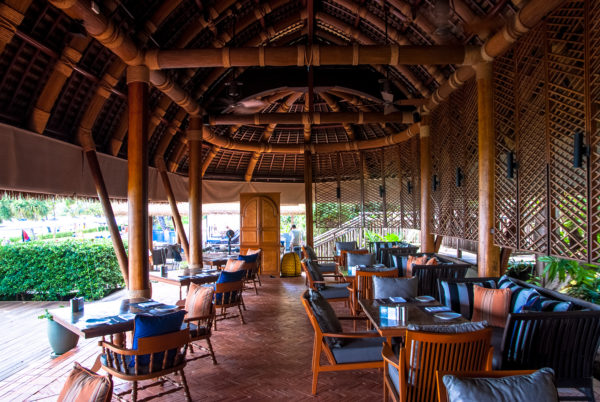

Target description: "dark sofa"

left=439, top=276, right=600, bottom=401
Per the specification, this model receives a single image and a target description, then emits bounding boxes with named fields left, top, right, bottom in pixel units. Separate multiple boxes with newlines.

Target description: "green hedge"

left=0, top=239, right=125, bottom=301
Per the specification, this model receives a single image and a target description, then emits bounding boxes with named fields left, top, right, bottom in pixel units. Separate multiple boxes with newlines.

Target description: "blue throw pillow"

left=238, top=254, right=258, bottom=263
left=215, top=270, right=245, bottom=304
left=497, top=276, right=540, bottom=313
left=516, top=294, right=542, bottom=313
left=131, top=310, right=186, bottom=367
left=538, top=296, right=572, bottom=312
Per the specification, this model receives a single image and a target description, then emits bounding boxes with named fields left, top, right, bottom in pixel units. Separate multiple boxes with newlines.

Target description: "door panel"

left=240, top=193, right=280, bottom=275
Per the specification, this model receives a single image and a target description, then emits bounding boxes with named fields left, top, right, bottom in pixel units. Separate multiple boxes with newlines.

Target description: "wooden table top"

left=49, top=298, right=180, bottom=339
left=149, top=269, right=220, bottom=286
left=359, top=298, right=469, bottom=337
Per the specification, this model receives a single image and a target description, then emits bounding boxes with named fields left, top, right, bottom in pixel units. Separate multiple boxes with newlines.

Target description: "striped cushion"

left=224, top=259, right=245, bottom=272
left=426, top=257, right=438, bottom=265
left=539, top=295, right=572, bottom=312
left=439, top=280, right=496, bottom=319
left=58, top=363, right=112, bottom=402
left=472, top=286, right=511, bottom=328
left=498, top=276, right=540, bottom=313
left=185, top=283, right=214, bottom=319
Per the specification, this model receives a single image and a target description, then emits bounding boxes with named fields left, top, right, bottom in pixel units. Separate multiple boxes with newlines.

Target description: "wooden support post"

left=78, top=133, right=129, bottom=285
left=156, top=158, right=190, bottom=258
left=476, top=62, right=500, bottom=277
left=304, top=150, right=314, bottom=247
left=434, top=235, right=443, bottom=253
left=188, top=117, right=203, bottom=274
left=148, top=216, right=153, bottom=259
left=499, top=247, right=512, bottom=275
left=419, top=117, right=435, bottom=252
left=127, top=65, right=151, bottom=298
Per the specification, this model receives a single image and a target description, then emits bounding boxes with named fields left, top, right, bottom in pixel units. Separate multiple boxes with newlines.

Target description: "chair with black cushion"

left=346, top=252, right=376, bottom=268
left=302, top=245, right=337, bottom=274
left=302, top=289, right=384, bottom=395
left=99, top=311, right=191, bottom=402
left=334, top=241, right=359, bottom=266
left=500, top=311, right=600, bottom=401
left=382, top=325, right=493, bottom=402
left=436, top=369, right=555, bottom=402
left=412, top=264, right=469, bottom=300
left=301, top=260, right=350, bottom=305
left=179, top=283, right=217, bottom=364
left=373, top=276, right=418, bottom=300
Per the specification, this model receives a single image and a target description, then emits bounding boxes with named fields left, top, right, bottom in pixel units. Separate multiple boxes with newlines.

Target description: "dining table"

left=49, top=298, right=182, bottom=340
left=149, top=268, right=220, bottom=299
left=202, top=253, right=239, bottom=270
left=359, top=297, right=468, bottom=341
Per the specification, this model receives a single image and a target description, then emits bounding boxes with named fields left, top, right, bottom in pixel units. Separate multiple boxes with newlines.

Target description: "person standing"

left=289, top=224, right=303, bottom=259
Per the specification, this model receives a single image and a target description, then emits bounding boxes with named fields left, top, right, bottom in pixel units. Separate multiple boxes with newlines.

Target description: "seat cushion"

left=320, top=283, right=350, bottom=299
left=318, top=262, right=337, bottom=273
left=331, top=336, right=385, bottom=363
left=472, top=286, right=511, bottom=328
left=58, top=362, right=112, bottom=402
left=335, top=241, right=358, bottom=255
left=215, top=270, right=245, bottom=303
left=347, top=252, right=375, bottom=268
left=305, top=260, right=325, bottom=289
left=186, top=322, right=209, bottom=338
left=439, top=280, right=497, bottom=319
left=373, top=276, right=418, bottom=299
left=406, top=321, right=488, bottom=334
left=304, top=245, right=319, bottom=261
left=184, top=283, right=213, bottom=319
left=442, top=368, right=558, bottom=402
left=490, top=326, right=504, bottom=369
left=304, top=289, right=344, bottom=348
left=387, top=363, right=401, bottom=393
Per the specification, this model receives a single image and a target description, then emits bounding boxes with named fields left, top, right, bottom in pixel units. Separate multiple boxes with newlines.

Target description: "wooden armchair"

left=99, top=329, right=191, bottom=402
left=302, top=245, right=337, bottom=273
left=178, top=283, right=217, bottom=365
left=214, top=278, right=246, bottom=330
left=301, top=260, right=349, bottom=305
left=302, top=291, right=384, bottom=395
left=348, top=268, right=399, bottom=322
left=243, top=248, right=262, bottom=292
left=382, top=328, right=493, bottom=402
left=338, top=249, right=369, bottom=269
left=436, top=370, right=537, bottom=402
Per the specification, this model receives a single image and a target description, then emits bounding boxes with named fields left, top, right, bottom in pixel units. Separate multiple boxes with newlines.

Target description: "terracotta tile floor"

left=0, top=274, right=599, bottom=401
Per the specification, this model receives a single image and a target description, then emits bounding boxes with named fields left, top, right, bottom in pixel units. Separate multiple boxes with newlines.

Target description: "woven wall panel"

left=493, top=50, right=519, bottom=248
left=589, top=0, right=600, bottom=263
left=546, top=1, right=588, bottom=260
left=338, top=153, right=362, bottom=228
left=362, top=149, right=385, bottom=228
left=314, top=153, right=340, bottom=228
left=515, top=25, right=549, bottom=254
left=403, top=137, right=421, bottom=230
left=430, top=79, right=478, bottom=240
left=384, top=146, right=402, bottom=228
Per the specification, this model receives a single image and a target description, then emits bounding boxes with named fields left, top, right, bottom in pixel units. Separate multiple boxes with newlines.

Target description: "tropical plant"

left=538, top=256, right=583, bottom=283
left=537, top=256, right=600, bottom=304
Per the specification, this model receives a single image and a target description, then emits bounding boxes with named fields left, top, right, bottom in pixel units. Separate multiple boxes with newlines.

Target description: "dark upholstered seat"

left=331, top=336, right=385, bottom=364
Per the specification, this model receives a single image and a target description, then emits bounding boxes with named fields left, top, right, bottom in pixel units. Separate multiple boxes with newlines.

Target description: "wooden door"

left=240, top=193, right=280, bottom=275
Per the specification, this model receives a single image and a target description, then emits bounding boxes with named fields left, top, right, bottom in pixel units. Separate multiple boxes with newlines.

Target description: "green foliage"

left=0, top=195, right=52, bottom=222
left=37, top=309, right=53, bottom=320
left=364, top=229, right=384, bottom=243
left=0, top=239, right=125, bottom=301
left=539, top=256, right=582, bottom=283
left=383, top=233, right=404, bottom=242
left=506, top=260, right=535, bottom=281
left=538, top=256, right=600, bottom=304
left=63, top=199, right=102, bottom=217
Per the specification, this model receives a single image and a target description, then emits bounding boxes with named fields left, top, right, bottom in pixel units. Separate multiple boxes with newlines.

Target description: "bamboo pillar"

left=127, top=65, right=151, bottom=298
left=156, top=158, right=190, bottom=257
left=188, top=117, right=204, bottom=274
left=476, top=62, right=500, bottom=276
left=78, top=133, right=129, bottom=285
left=419, top=116, right=434, bottom=252
left=304, top=150, right=314, bottom=247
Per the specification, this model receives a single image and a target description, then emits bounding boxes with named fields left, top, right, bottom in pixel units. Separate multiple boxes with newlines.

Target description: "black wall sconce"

left=432, top=174, right=440, bottom=192
left=407, top=181, right=413, bottom=194
left=455, top=167, right=464, bottom=187
left=506, top=151, right=518, bottom=179
left=573, top=130, right=589, bottom=168
left=336, top=186, right=341, bottom=199
left=379, top=185, right=386, bottom=198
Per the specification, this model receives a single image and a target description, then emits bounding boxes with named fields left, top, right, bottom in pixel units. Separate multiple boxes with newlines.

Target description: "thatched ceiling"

left=0, top=0, right=517, bottom=183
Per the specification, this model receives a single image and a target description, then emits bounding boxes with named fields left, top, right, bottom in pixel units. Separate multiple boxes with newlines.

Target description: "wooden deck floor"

left=0, top=274, right=598, bottom=401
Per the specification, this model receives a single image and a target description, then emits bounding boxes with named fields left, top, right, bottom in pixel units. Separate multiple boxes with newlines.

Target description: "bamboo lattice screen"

left=313, top=139, right=420, bottom=230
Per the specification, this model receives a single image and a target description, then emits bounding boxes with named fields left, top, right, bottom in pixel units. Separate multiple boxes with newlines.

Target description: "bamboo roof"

left=0, top=0, right=520, bottom=183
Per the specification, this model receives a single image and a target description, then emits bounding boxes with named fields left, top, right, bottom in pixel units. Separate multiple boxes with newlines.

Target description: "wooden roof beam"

left=319, top=92, right=355, bottom=140
left=0, top=1, right=34, bottom=54
left=208, top=111, right=416, bottom=125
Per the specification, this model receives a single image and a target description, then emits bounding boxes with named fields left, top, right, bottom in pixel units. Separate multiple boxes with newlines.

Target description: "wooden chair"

left=214, top=279, right=246, bottom=330
left=301, top=260, right=349, bottom=305
left=243, top=248, right=262, bottom=292
left=178, top=285, right=217, bottom=365
left=348, top=268, right=399, bottom=322
left=382, top=328, right=493, bottom=402
left=301, top=293, right=384, bottom=395
left=338, top=249, right=369, bottom=269
left=436, top=370, right=537, bottom=402
left=99, top=329, right=191, bottom=402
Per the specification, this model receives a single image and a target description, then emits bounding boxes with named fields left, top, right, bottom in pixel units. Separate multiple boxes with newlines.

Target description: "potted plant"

left=38, top=309, right=79, bottom=357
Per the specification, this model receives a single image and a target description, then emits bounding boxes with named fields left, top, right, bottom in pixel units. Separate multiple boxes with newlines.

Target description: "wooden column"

left=127, top=65, right=150, bottom=298
left=304, top=150, right=314, bottom=247
left=419, top=116, right=435, bottom=252
left=78, top=133, right=129, bottom=285
left=156, top=158, right=189, bottom=258
left=476, top=62, right=500, bottom=276
left=188, top=117, right=204, bottom=274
